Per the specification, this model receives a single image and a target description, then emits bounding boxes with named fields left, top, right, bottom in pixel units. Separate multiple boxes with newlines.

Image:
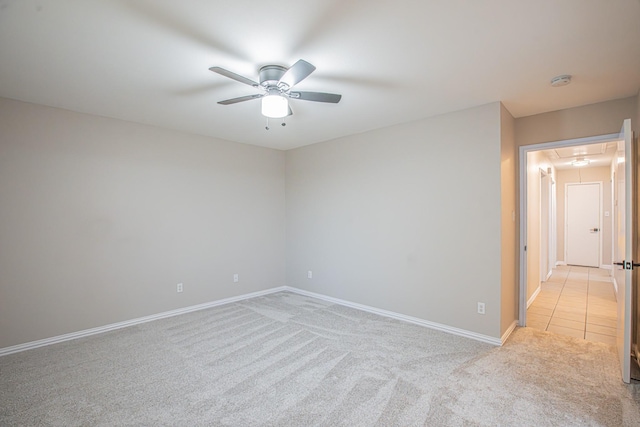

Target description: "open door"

left=614, top=118, right=635, bottom=383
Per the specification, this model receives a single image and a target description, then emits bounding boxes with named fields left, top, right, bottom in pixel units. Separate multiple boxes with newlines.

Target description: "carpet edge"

left=0, top=286, right=288, bottom=357
left=283, top=286, right=502, bottom=346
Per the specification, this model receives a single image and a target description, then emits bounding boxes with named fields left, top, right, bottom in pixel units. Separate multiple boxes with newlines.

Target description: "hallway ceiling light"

left=571, top=157, right=590, bottom=167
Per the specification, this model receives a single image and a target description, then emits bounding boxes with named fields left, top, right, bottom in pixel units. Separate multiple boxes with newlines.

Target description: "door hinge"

left=524, top=245, right=527, bottom=251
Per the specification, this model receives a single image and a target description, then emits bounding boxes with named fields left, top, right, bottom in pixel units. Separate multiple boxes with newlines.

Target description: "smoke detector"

left=550, top=75, right=572, bottom=87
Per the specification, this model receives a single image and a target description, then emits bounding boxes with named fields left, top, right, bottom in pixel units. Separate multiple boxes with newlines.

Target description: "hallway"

left=526, top=265, right=617, bottom=345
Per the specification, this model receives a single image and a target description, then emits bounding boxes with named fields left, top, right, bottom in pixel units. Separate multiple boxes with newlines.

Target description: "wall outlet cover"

left=477, top=302, right=485, bottom=315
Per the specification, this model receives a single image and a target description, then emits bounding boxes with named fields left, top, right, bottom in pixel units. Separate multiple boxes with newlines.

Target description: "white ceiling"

left=1, top=0, right=639, bottom=150
left=540, top=141, right=619, bottom=170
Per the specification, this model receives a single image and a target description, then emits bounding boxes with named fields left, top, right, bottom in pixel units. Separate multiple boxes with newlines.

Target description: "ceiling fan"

left=209, top=59, right=341, bottom=120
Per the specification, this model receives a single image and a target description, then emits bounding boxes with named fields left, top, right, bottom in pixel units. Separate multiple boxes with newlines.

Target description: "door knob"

left=590, top=228, right=599, bottom=232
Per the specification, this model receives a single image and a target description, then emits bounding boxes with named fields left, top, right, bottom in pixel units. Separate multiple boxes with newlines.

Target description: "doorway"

left=519, top=121, right=637, bottom=383
left=518, top=132, right=620, bottom=328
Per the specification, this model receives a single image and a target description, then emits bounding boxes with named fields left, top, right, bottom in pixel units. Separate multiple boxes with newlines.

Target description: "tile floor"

left=526, top=265, right=617, bottom=345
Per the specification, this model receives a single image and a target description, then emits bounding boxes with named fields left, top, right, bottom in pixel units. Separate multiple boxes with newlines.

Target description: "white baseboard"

left=612, top=277, right=619, bottom=299
left=600, top=264, right=612, bottom=270
left=527, top=285, right=541, bottom=309
left=1, top=285, right=508, bottom=356
left=544, top=270, right=552, bottom=281
left=555, top=261, right=567, bottom=266
left=0, top=286, right=287, bottom=357
left=283, top=287, right=503, bottom=346
left=501, top=320, right=518, bottom=344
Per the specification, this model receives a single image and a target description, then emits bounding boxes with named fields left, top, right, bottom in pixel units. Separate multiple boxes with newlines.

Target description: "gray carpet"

left=1, top=291, right=639, bottom=426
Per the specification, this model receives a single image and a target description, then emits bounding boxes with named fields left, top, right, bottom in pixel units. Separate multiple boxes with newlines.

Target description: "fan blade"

left=218, top=94, right=263, bottom=105
left=278, top=60, right=316, bottom=89
left=289, top=91, right=342, bottom=103
left=209, top=67, right=259, bottom=87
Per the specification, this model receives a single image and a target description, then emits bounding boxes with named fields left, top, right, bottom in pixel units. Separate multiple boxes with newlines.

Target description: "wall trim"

left=555, top=261, right=567, bottom=266
left=527, top=285, right=541, bottom=308
left=0, top=286, right=287, bottom=357
left=283, top=287, right=503, bottom=346
left=600, top=264, right=612, bottom=270
left=501, top=320, right=518, bottom=344
left=1, top=285, right=508, bottom=357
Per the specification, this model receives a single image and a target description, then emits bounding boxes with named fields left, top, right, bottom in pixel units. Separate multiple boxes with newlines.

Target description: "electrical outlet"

left=233, top=274, right=239, bottom=283
left=477, top=302, right=485, bottom=315
left=177, top=283, right=183, bottom=293
left=307, top=270, right=312, bottom=279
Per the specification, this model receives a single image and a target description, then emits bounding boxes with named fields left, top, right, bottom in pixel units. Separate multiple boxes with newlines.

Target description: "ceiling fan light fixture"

left=261, top=95, right=288, bottom=118
left=571, top=156, right=590, bottom=167
left=210, top=59, right=341, bottom=122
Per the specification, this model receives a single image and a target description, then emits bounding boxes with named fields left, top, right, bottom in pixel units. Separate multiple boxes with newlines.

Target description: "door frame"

left=540, top=169, right=551, bottom=281
left=564, top=181, right=603, bottom=267
left=550, top=177, right=557, bottom=271
left=518, top=132, right=620, bottom=327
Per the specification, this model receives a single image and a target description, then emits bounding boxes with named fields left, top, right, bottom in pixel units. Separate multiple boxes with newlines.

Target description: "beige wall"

left=516, top=97, right=637, bottom=147
left=4, top=93, right=635, bottom=350
left=0, top=98, right=286, bottom=348
left=286, top=103, right=505, bottom=339
left=635, top=90, right=640, bottom=134
left=555, top=166, right=613, bottom=266
left=500, top=103, right=517, bottom=335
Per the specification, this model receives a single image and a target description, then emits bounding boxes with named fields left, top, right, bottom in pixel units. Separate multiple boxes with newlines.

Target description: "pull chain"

left=265, top=117, right=287, bottom=130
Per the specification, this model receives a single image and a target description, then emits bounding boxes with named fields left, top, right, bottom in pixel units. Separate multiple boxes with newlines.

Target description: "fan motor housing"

left=259, top=65, right=287, bottom=87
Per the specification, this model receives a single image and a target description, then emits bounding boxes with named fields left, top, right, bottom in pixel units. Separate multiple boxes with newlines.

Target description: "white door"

left=614, top=118, right=634, bottom=384
left=566, top=183, right=601, bottom=267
